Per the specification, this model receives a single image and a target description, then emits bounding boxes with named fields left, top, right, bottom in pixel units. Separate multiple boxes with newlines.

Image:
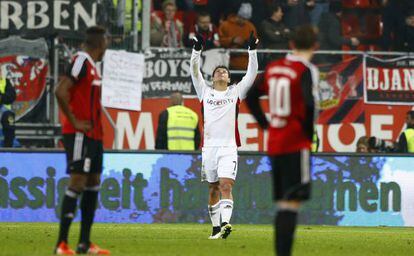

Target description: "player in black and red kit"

left=246, top=25, right=319, bottom=256
left=54, top=26, right=110, bottom=255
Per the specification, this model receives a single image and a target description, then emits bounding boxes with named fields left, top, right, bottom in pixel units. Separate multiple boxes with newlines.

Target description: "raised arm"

left=190, top=36, right=208, bottom=101
left=237, top=32, right=259, bottom=100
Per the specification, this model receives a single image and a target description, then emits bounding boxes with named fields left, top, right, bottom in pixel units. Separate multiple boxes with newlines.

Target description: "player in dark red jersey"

left=246, top=25, right=319, bottom=256
left=54, top=26, right=110, bottom=255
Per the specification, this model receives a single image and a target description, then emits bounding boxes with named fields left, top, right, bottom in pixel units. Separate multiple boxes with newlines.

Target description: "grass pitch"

left=0, top=223, right=413, bottom=256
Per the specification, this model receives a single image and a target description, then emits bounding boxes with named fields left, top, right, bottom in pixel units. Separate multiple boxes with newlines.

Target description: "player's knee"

left=277, top=200, right=301, bottom=211
left=209, top=183, right=220, bottom=195
left=86, top=174, right=101, bottom=187
left=69, top=175, right=88, bottom=192
left=68, top=184, right=85, bottom=193
left=219, top=182, right=232, bottom=194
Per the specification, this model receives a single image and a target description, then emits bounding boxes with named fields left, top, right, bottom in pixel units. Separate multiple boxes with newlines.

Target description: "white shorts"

left=201, top=146, right=238, bottom=183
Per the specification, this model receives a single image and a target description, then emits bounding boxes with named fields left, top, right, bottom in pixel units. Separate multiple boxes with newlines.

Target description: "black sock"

left=212, top=226, right=221, bottom=234
left=79, top=187, right=99, bottom=245
left=275, top=210, right=298, bottom=256
left=57, top=189, right=80, bottom=245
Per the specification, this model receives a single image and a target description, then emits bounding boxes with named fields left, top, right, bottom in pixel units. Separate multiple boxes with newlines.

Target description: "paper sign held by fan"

left=102, top=50, right=144, bottom=111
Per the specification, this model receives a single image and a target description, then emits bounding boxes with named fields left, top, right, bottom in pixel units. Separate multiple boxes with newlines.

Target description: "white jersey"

left=190, top=49, right=258, bottom=147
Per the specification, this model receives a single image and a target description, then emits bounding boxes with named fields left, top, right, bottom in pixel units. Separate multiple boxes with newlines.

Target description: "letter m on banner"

left=364, top=55, right=414, bottom=105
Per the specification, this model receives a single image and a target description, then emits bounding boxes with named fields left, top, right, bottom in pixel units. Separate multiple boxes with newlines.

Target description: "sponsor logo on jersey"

left=206, top=98, right=235, bottom=106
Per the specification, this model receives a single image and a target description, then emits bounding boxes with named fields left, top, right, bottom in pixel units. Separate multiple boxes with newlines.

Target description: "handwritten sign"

left=102, top=50, right=144, bottom=111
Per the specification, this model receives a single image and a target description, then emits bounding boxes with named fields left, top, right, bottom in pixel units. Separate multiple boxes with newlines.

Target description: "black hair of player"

left=212, top=65, right=231, bottom=81
left=290, top=25, right=318, bottom=50
left=85, top=26, right=107, bottom=49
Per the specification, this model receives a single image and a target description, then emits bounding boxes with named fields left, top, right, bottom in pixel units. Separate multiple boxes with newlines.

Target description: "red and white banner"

left=101, top=98, right=411, bottom=152
left=0, top=56, right=48, bottom=120
left=364, top=56, right=414, bottom=105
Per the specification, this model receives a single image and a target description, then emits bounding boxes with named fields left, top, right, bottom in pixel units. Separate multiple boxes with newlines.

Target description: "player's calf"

left=275, top=201, right=301, bottom=256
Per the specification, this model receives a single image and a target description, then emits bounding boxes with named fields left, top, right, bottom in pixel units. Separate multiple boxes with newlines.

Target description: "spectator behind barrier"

left=317, top=1, right=359, bottom=63
left=368, top=136, right=397, bottom=153
left=282, top=0, right=315, bottom=30
left=381, top=0, right=414, bottom=50
left=155, top=92, right=201, bottom=150
left=395, top=9, right=414, bottom=52
left=219, top=2, right=257, bottom=69
left=207, top=0, right=243, bottom=25
left=153, top=0, right=194, bottom=11
left=0, top=65, right=16, bottom=148
left=151, top=0, right=184, bottom=47
left=247, top=0, right=268, bottom=29
left=260, top=4, right=290, bottom=50
left=309, top=0, right=329, bottom=25
left=397, top=111, right=414, bottom=153
left=187, top=12, right=220, bottom=50
left=356, top=136, right=369, bottom=153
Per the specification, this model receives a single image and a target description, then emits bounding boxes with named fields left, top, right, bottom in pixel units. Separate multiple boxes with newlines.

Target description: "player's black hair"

left=84, top=26, right=107, bottom=49
left=290, top=25, right=318, bottom=50
left=212, top=65, right=231, bottom=80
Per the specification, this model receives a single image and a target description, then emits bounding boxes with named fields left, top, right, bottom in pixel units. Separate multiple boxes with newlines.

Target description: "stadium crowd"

left=147, top=0, right=414, bottom=53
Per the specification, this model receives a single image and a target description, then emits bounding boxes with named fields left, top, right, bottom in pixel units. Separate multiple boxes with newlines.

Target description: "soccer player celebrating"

left=246, top=25, right=319, bottom=256
left=190, top=32, right=258, bottom=239
left=54, top=26, right=110, bottom=255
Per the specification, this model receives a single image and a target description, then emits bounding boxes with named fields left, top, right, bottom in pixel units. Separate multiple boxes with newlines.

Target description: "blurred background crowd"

left=146, top=0, right=414, bottom=52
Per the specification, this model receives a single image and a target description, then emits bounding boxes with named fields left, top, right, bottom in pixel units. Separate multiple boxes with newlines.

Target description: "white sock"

left=208, top=202, right=221, bottom=227
left=220, top=199, right=233, bottom=224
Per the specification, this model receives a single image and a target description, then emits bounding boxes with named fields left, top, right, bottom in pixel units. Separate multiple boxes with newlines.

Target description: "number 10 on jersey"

left=269, top=77, right=291, bottom=128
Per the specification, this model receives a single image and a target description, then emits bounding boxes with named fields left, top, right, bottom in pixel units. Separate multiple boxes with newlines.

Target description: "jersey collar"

left=286, top=54, right=311, bottom=66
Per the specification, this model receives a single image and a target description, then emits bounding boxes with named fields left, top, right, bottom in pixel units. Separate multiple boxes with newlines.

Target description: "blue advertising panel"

left=0, top=152, right=412, bottom=226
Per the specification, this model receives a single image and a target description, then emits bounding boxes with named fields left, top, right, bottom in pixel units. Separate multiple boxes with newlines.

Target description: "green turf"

left=0, top=223, right=413, bottom=256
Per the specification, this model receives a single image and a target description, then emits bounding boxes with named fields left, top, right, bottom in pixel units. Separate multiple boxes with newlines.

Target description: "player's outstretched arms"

left=190, top=35, right=208, bottom=101
left=237, top=32, right=259, bottom=99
